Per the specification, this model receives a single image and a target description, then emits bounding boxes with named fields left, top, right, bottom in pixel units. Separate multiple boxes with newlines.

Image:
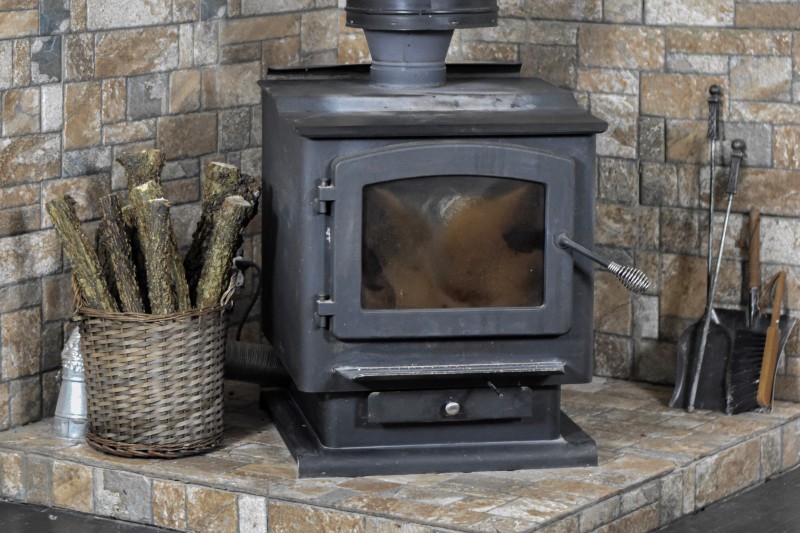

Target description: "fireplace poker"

left=685, top=139, right=746, bottom=413
left=707, top=85, right=723, bottom=324
left=555, top=235, right=650, bottom=293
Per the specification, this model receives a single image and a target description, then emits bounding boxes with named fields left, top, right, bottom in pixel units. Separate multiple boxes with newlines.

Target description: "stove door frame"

left=321, top=141, right=575, bottom=340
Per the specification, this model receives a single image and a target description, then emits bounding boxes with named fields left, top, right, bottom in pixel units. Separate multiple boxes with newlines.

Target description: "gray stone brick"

left=40, top=322, right=63, bottom=372
left=41, top=83, right=63, bottom=132
left=219, top=107, right=251, bottom=152
left=201, top=0, right=227, bottom=20
left=720, top=123, right=773, bottom=168
left=86, top=0, right=171, bottom=30
left=641, top=162, right=679, bottom=207
left=0, top=231, right=62, bottom=286
left=127, top=73, right=168, bottom=120
left=62, top=147, right=113, bottom=177
left=94, top=470, right=152, bottom=523
left=40, top=0, right=70, bottom=35
left=31, top=36, right=61, bottom=83
left=0, top=282, right=41, bottom=314
left=41, top=369, right=59, bottom=418
left=594, top=333, right=633, bottom=379
left=599, top=157, right=638, bottom=205
left=9, top=376, right=41, bottom=427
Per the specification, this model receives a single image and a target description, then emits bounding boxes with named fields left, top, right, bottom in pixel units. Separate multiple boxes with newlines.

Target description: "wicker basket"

left=77, top=290, right=232, bottom=459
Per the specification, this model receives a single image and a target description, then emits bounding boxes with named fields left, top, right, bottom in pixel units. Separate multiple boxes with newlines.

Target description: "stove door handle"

left=556, top=233, right=650, bottom=294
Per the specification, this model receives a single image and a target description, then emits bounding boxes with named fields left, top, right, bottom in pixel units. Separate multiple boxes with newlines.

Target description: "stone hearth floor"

left=1, top=378, right=799, bottom=533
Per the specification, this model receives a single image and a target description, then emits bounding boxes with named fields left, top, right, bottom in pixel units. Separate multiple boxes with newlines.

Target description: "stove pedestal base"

left=264, top=389, right=597, bottom=478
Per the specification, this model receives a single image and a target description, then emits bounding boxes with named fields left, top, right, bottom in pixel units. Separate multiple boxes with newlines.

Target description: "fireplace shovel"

left=670, top=140, right=746, bottom=412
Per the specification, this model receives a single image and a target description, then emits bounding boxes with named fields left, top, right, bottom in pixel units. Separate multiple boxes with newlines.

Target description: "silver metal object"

left=54, top=327, right=88, bottom=439
left=687, top=139, right=746, bottom=413
left=444, top=401, right=461, bottom=416
left=556, top=234, right=650, bottom=294
left=707, top=85, right=723, bottom=326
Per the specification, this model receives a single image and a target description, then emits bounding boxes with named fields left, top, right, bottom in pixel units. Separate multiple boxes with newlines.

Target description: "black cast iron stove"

left=260, top=0, right=618, bottom=477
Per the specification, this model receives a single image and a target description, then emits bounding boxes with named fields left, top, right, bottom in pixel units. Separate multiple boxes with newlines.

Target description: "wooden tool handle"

left=757, top=271, right=786, bottom=408
left=749, top=209, right=760, bottom=290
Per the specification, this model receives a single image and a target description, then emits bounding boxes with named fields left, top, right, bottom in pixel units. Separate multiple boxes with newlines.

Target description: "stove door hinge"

left=314, top=295, right=336, bottom=329
left=314, top=180, right=336, bottom=214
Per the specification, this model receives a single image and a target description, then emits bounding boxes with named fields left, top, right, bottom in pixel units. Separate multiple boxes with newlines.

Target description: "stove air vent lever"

left=556, top=234, right=650, bottom=294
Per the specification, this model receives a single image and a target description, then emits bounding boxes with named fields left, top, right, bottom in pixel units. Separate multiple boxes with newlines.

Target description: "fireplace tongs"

left=556, top=234, right=650, bottom=294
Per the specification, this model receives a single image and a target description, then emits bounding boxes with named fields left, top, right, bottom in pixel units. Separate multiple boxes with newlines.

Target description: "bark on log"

left=129, top=181, right=191, bottom=313
left=121, top=203, right=150, bottom=311
left=185, top=162, right=241, bottom=301
left=46, top=196, right=118, bottom=312
left=116, top=149, right=166, bottom=191
left=99, top=194, right=145, bottom=313
left=195, top=195, right=253, bottom=309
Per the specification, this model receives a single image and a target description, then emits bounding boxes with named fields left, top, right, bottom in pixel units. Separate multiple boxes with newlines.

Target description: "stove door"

left=322, top=141, right=574, bottom=339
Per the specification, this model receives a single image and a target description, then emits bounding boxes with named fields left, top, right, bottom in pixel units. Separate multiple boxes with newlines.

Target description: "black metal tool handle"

left=707, top=85, right=723, bottom=141
left=727, top=139, right=746, bottom=194
left=556, top=234, right=650, bottom=294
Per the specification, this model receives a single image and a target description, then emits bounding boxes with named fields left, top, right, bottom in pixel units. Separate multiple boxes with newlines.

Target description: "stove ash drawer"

left=367, top=387, right=537, bottom=424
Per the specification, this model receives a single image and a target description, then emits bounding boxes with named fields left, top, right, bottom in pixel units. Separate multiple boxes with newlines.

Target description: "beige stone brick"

left=153, top=480, right=187, bottom=530
left=202, top=62, right=260, bottom=109
left=0, top=0, right=38, bottom=7
left=736, top=4, right=800, bottom=29
left=157, top=112, right=217, bottom=159
left=64, top=33, right=94, bottom=81
left=527, top=20, right=578, bottom=46
left=95, top=26, right=179, bottom=77
left=0, top=183, right=39, bottom=209
left=579, top=25, right=664, bottom=70
left=594, top=333, right=632, bottom=379
left=221, top=43, right=261, bottom=64
left=760, top=216, right=800, bottom=264
left=591, top=94, right=637, bottom=158
left=220, top=14, right=300, bottom=44
left=178, top=23, right=194, bottom=68
left=0, top=451, right=25, bottom=499
left=730, top=102, right=800, bottom=124
left=604, top=0, right=642, bottom=23
left=523, top=0, right=601, bottom=21
left=187, top=485, right=238, bottom=533
left=270, top=500, right=365, bottom=532
left=579, top=495, right=621, bottom=531
left=733, top=167, right=800, bottom=215
left=577, top=68, right=638, bottom=95
left=300, top=9, right=339, bottom=52
left=637, top=208, right=660, bottom=252
left=695, top=439, right=761, bottom=507
left=12, top=39, right=30, bottom=87
left=241, top=0, right=313, bottom=15
left=64, top=81, right=102, bottom=150
left=773, top=126, right=800, bottom=170
left=0, top=308, right=41, bottom=379
left=731, top=56, right=793, bottom=102
left=227, top=0, right=241, bottom=17
left=337, top=33, right=368, bottom=66
left=2, top=87, right=39, bottom=136
left=594, top=503, right=659, bottom=533
left=462, top=18, right=528, bottom=44
left=642, top=74, right=726, bottom=119
left=0, top=206, right=40, bottom=238
left=161, top=177, right=200, bottom=204
left=71, top=0, right=87, bottom=31
left=595, top=202, right=637, bottom=247
left=0, top=10, right=38, bottom=39
left=661, top=254, right=706, bottom=318
left=595, top=271, right=632, bottom=336
left=42, top=273, right=73, bottom=321
left=193, top=21, right=218, bottom=66
left=645, top=0, right=733, bottom=26
left=462, top=41, right=518, bottom=63
left=666, top=119, right=705, bottom=164
left=103, top=119, right=156, bottom=145
left=520, top=44, right=575, bottom=88
left=86, top=0, right=171, bottom=30
left=25, top=455, right=53, bottom=506
left=52, top=461, right=93, bottom=513
left=0, top=133, right=61, bottom=186
left=101, top=78, right=126, bottom=123
left=169, top=69, right=201, bottom=114
left=666, top=28, right=792, bottom=56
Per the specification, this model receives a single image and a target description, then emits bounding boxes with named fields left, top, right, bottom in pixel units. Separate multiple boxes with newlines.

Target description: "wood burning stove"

left=259, top=1, right=630, bottom=477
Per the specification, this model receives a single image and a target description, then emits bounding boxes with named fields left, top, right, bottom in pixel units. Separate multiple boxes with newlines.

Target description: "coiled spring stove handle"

left=556, top=233, right=651, bottom=294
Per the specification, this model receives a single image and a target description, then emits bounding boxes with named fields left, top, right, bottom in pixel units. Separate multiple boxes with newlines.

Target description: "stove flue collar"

left=345, top=0, right=498, bottom=31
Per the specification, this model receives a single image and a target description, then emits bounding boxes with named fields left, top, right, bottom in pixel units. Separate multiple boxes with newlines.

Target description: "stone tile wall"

left=1, top=0, right=799, bottom=432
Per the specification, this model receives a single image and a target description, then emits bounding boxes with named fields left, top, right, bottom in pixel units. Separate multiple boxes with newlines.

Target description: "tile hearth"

left=0, top=378, right=799, bottom=532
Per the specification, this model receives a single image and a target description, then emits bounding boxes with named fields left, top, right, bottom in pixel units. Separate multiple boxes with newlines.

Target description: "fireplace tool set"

left=670, top=87, right=796, bottom=414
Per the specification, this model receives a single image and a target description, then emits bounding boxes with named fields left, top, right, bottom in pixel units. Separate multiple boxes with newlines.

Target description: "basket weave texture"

left=78, top=301, right=230, bottom=459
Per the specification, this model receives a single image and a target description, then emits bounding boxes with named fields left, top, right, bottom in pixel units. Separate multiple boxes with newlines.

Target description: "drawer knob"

left=444, top=401, right=461, bottom=416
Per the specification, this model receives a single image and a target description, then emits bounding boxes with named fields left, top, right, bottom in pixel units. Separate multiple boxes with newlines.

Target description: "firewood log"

left=195, top=195, right=253, bottom=309
left=116, top=149, right=166, bottom=191
left=46, top=195, right=118, bottom=312
left=129, top=181, right=191, bottom=314
left=185, top=162, right=260, bottom=304
left=98, top=194, right=145, bottom=314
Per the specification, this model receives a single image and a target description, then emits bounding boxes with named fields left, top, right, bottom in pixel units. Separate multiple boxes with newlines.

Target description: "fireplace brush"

left=556, top=234, right=650, bottom=293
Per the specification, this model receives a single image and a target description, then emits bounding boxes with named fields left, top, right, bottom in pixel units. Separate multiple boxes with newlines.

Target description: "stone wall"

left=1, top=0, right=799, bottom=431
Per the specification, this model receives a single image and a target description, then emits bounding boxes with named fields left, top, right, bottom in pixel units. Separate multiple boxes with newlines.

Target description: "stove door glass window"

left=362, top=177, right=545, bottom=310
